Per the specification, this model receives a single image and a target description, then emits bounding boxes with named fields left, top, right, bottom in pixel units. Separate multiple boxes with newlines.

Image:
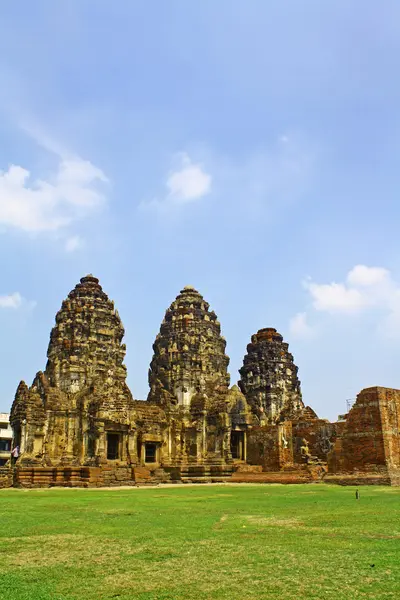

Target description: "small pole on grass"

left=355, top=489, right=360, bottom=500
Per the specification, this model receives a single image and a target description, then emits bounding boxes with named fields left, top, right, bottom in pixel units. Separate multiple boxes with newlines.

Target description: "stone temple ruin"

left=2, top=275, right=399, bottom=488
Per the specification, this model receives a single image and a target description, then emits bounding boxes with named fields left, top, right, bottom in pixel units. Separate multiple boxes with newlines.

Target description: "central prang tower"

left=148, top=285, right=230, bottom=406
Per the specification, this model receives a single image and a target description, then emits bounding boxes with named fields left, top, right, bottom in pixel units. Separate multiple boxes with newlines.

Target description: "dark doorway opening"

left=87, top=435, right=96, bottom=458
left=13, top=425, right=21, bottom=449
left=231, top=431, right=245, bottom=459
left=107, top=433, right=120, bottom=460
left=0, top=439, right=11, bottom=452
left=145, top=443, right=157, bottom=463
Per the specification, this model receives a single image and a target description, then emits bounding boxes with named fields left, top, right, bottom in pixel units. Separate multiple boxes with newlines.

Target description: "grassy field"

left=0, top=484, right=399, bottom=600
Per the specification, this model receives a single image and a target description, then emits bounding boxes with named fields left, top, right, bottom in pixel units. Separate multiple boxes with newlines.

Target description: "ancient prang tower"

left=239, top=328, right=306, bottom=424
left=46, top=274, right=128, bottom=394
left=4, top=274, right=400, bottom=488
left=148, top=285, right=230, bottom=406
left=11, top=275, right=136, bottom=479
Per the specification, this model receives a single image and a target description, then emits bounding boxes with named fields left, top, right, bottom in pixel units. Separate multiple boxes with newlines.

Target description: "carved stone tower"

left=45, top=274, right=128, bottom=394
left=10, top=274, right=135, bottom=473
left=148, top=285, right=230, bottom=406
left=239, top=328, right=304, bottom=424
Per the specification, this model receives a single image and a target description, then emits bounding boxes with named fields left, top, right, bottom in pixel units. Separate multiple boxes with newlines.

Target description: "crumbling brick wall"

left=292, top=419, right=340, bottom=463
left=328, top=387, right=400, bottom=475
left=0, top=467, right=12, bottom=488
left=247, top=422, right=293, bottom=471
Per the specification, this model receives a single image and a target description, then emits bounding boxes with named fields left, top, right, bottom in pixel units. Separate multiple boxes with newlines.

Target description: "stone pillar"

left=63, top=414, right=77, bottom=464
left=140, top=442, right=145, bottom=465
left=120, top=433, right=127, bottom=463
left=20, top=421, right=27, bottom=454
left=222, top=427, right=231, bottom=462
left=168, top=425, right=172, bottom=461
left=97, top=424, right=106, bottom=464
left=202, top=411, right=207, bottom=459
left=127, top=430, right=137, bottom=465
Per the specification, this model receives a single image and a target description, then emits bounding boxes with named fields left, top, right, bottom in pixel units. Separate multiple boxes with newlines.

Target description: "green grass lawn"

left=0, top=484, right=399, bottom=600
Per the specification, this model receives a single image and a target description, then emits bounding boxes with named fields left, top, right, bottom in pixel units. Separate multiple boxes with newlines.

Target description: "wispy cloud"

left=0, top=292, right=35, bottom=310
left=140, top=135, right=313, bottom=217
left=0, top=158, right=107, bottom=233
left=140, top=153, right=211, bottom=212
left=166, top=153, right=211, bottom=203
left=0, top=115, right=109, bottom=236
left=289, top=312, right=315, bottom=339
left=0, top=292, right=23, bottom=309
left=223, top=133, right=314, bottom=212
left=304, top=265, right=391, bottom=314
left=292, top=265, right=400, bottom=339
left=65, top=235, right=83, bottom=252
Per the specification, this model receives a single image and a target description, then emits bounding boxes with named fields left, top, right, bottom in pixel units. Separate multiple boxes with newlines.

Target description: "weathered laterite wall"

left=0, top=467, right=12, bottom=489
left=246, top=422, right=294, bottom=471
left=292, top=419, right=341, bottom=464
left=327, top=387, right=400, bottom=485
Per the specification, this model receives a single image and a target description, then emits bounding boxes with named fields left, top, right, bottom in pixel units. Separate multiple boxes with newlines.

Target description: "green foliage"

left=0, top=485, right=399, bottom=599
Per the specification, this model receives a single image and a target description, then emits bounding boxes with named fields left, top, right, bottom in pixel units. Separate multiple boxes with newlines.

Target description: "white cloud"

left=298, top=264, right=400, bottom=338
left=304, top=280, right=366, bottom=313
left=140, top=135, right=314, bottom=217
left=166, top=154, right=211, bottom=203
left=0, top=156, right=108, bottom=233
left=347, top=265, right=389, bottom=287
left=0, top=292, right=23, bottom=308
left=140, top=153, right=211, bottom=211
left=0, top=292, right=36, bottom=311
left=65, top=235, right=83, bottom=252
left=289, top=312, right=315, bottom=339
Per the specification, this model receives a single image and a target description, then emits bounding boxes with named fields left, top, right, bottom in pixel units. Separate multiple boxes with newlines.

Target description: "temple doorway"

left=231, top=431, right=245, bottom=460
left=145, top=443, right=157, bottom=463
left=107, top=433, right=120, bottom=460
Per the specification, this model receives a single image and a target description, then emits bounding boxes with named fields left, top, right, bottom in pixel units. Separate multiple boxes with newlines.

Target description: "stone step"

left=180, top=476, right=232, bottom=484
left=230, top=470, right=316, bottom=484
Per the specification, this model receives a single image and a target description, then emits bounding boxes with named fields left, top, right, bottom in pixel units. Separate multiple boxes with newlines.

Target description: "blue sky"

left=1, top=1, right=400, bottom=419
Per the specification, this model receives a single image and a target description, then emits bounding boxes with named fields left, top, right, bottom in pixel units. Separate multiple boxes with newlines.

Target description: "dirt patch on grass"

left=103, top=509, right=137, bottom=516
left=212, top=513, right=229, bottom=530
left=1, top=534, right=145, bottom=569
left=244, top=515, right=305, bottom=528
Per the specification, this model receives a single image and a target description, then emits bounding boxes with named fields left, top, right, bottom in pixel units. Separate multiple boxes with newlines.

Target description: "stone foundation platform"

left=0, top=467, right=12, bottom=489
left=231, top=469, right=321, bottom=484
left=14, top=466, right=138, bottom=488
left=11, top=463, right=235, bottom=488
left=325, top=467, right=400, bottom=486
left=0, top=464, right=397, bottom=489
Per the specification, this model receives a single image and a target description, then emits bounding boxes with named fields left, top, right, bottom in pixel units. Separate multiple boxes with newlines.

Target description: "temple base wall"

left=1, top=464, right=399, bottom=488
left=13, top=466, right=138, bottom=488
left=0, top=467, right=12, bottom=489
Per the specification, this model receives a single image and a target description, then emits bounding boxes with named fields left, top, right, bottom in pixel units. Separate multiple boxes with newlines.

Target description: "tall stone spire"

left=148, top=285, right=230, bottom=406
left=239, top=328, right=305, bottom=423
left=45, top=274, right=128, bottom=393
